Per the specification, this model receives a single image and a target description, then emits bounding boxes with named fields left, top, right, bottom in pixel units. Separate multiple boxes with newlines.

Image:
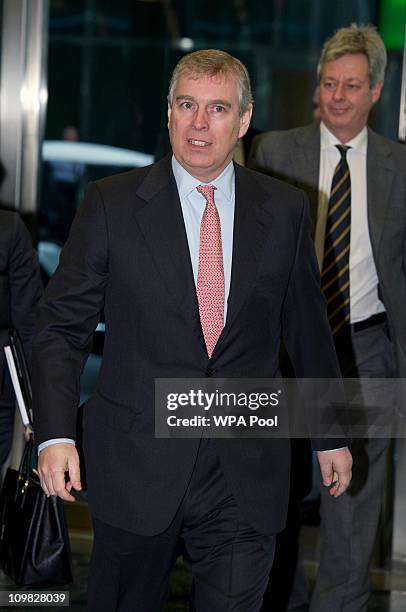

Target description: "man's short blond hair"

left=317, top=24, right=387, bottom=88
left=168, top=49, right=253, bottom=116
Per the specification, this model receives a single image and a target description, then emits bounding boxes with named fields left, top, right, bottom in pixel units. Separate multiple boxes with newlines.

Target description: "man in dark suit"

left=33, top=50, right=352, bottom=611
left=250, top=25, right=405, bottom=612
left=0, top=209, right=42, bottom=475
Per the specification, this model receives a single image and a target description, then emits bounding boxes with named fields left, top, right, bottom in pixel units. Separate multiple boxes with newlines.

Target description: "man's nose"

left=192, top=108, right=208, bottom=130
left=332, top=82, right=345, bottom=100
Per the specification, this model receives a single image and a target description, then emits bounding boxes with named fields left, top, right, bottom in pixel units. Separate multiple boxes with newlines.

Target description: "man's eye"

left=323, top=81, right=335, bottom=90
left=213, top=105, right=226, bottom=113
left=180, top=101, right=195, bottom=110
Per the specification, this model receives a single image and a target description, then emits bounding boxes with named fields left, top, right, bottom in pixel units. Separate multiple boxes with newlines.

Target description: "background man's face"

left=319, top=53, right=383, bottom=142
left=168, top=72, right=252, bottom=182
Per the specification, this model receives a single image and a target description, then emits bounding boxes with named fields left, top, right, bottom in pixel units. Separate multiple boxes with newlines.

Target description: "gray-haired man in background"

left=250, top=24, right=406, bottom=612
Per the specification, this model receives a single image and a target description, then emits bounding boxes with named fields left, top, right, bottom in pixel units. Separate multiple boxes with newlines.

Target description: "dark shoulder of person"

left=0, top=206, right=31, bottom=271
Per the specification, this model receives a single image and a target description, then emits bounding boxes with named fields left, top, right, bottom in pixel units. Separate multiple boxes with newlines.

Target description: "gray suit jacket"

left=249, top=123, right=406, bottom=377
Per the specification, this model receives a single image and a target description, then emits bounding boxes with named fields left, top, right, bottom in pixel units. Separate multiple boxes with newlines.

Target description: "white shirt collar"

left=171, top=155, right=235, bottom=201
left=320, top=122, right=367, bottom=155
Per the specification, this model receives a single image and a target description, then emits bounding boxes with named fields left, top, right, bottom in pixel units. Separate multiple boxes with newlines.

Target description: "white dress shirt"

left=315, top=122, right=385, bottom=324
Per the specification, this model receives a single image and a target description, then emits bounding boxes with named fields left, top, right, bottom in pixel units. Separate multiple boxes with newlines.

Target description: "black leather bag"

left=0, top=439, right=73, bottom=586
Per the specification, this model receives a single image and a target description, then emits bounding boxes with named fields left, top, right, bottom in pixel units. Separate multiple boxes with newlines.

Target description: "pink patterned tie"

left=196, top=185, right=225, bottom=358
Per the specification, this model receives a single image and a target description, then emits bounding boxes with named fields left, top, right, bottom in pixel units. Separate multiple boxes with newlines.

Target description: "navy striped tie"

left=321, top=145, right=351, bottom=336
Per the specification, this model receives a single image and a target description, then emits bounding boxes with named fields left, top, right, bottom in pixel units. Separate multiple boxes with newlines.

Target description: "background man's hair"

left=168, top=49, right=253, bottom=115
left=317, top=24, right=387, bottom=88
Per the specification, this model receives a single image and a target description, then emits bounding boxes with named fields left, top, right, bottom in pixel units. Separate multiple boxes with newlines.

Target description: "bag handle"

left=17, top=439, right=35, bottom=478
left=13, top=439, right=35, bottom=504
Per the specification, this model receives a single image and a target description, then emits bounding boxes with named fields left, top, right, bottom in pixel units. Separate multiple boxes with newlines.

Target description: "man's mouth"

left=329, top=107, right=350, bottom=114
left=188, top=139, right=210, bottom=147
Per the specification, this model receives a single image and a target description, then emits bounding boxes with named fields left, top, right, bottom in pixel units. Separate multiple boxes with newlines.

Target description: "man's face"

left=319, top=53, right=383, bottom=142
left=167, top=72, right=252, bottom=182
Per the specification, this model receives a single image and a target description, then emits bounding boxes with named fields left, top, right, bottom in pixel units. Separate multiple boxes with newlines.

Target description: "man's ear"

left=238, top=103, right=253, bottom=139
left=371, top=80, right=384, bottom=104
left=167, top=103, right=172, bottom=129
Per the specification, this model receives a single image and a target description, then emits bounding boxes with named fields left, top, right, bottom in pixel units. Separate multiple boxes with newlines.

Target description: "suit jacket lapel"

left=134, top=156, right=201, bottom=330
left=366, top=129, right=394, bottom=259
left=215, top=164, right=272, bottom=352
left=292, top=123, right=321, bottom=229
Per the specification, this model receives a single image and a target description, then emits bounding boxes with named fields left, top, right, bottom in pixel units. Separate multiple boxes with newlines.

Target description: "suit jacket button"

left=206, top=367, right=214, bottom=377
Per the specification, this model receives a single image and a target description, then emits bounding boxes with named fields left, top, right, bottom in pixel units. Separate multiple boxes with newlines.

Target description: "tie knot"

left=336, top=144, right=351, bottom=160
left=196, top=184, right=216, bottom=204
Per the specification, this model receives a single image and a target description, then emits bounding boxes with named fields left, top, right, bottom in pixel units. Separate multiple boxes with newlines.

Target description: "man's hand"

left=317, top=447, right=353, bottom=497
left=38, top=443, right=82, bottom=502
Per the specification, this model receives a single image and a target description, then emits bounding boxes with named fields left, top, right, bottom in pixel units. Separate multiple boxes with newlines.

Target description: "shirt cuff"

left=37, top=438, right=75, bottom=455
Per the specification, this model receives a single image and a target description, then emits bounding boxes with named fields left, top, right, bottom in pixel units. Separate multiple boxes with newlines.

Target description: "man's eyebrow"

left=210, top=99, right=232, bottom=108
left=322, top=76, right=363, bottom=83
left=175, top=95, right=196, bottom=102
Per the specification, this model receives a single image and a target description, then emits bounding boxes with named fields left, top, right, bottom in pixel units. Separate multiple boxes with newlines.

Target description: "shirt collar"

left=320, top=122, right=367, bottom=155
left=171, top=155, right=235, bottom=201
